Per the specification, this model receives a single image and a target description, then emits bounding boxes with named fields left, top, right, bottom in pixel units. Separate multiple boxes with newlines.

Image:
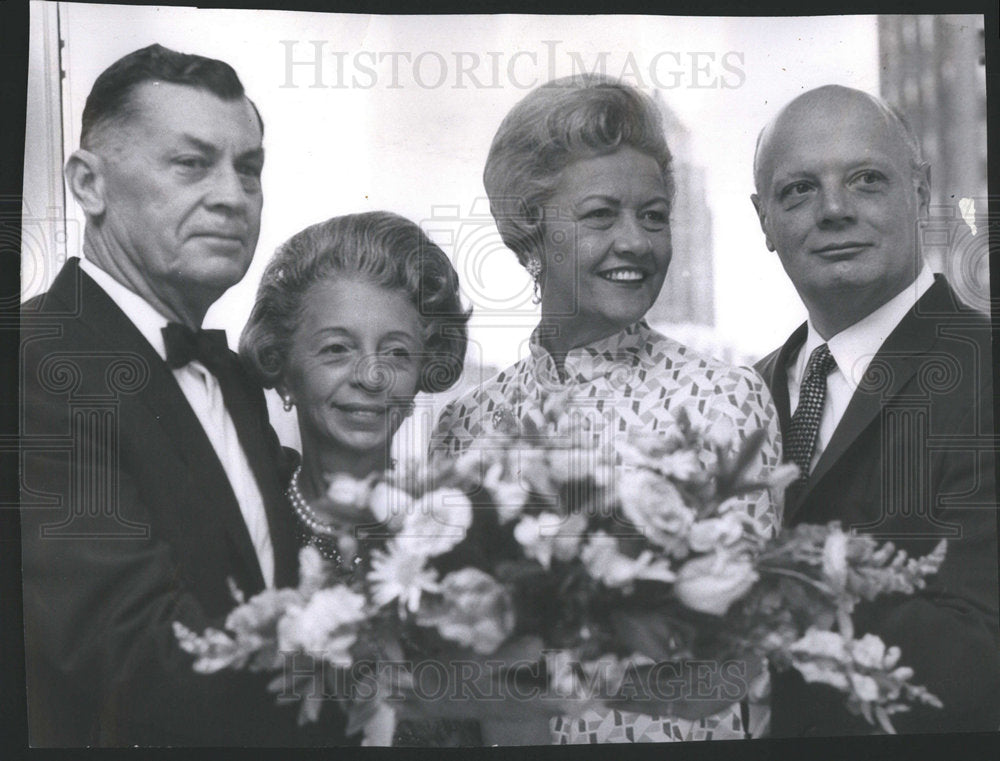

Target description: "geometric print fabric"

left=431, top=320, right=783, bottom=743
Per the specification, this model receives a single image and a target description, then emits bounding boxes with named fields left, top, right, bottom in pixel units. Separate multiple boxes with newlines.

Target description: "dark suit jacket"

left=20, top=258, right=311, bottom=746
left=756, top=275, right=1000, bottom=736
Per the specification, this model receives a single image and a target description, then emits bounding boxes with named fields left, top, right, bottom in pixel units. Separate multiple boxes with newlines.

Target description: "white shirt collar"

left=798, top=264, right=936, bottom=390
left=78, top=257, right=176, bottom=362
left=78, top=259, right=271, bottom=585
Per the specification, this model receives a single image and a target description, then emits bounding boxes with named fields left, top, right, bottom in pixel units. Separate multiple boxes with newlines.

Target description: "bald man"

left=752, top=86, right=999, bottom=735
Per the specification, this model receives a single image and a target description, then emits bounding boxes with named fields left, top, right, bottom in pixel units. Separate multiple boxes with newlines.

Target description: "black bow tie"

left=162, top=322, right=232, bottom=372
left=161, top=322, right=290, bottom=585
left=162, top=320, right=258, bottom=472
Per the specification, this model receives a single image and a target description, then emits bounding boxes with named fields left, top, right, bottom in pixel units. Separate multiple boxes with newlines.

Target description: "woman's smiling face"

left=280, top=276, right=423, bottom=458
left=538, top=146, right=673, bottom=348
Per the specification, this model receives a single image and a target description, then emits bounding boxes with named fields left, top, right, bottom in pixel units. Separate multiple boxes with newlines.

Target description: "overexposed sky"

left=52, top=4, right=881, bottom=364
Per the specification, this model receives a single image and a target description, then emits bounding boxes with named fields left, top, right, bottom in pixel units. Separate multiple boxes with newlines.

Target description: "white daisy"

left=368, top=540, right=440, bottom=614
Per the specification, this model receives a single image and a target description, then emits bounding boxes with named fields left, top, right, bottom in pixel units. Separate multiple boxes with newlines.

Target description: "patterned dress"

left=431, top=320, right=781, bottom=743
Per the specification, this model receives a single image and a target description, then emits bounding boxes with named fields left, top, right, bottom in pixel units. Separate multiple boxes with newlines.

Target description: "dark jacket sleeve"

left=761, top=318, right=1000, bottom=736
left=773, top=390, right=1000, bottom=736
left=854, top=372, right=1000, bottom=733
left=20, top=349, right=302, bottom=746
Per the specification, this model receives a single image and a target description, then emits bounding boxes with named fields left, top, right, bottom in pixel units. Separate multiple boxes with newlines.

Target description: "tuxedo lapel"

left=229, top=368, right=298, bottom=588
left=784, top=279, right=949, bottom=523
left=47, top=260, right=268, bottom=591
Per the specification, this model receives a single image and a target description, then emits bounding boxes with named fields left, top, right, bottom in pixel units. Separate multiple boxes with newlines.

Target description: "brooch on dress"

left=491, top=405, right=519, bottom=434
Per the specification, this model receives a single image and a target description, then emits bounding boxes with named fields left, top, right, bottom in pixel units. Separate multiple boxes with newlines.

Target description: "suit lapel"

left=763, top=323, right=806, bottom=436
left=48, top=260, right=268, bottom=591
left=757, top=324, right=810, bottom=523
left=784, top=279, right=951, bottom=523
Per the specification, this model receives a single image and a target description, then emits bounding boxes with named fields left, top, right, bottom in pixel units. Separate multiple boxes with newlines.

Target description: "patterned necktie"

left=786, top=343, right=837, bottom=481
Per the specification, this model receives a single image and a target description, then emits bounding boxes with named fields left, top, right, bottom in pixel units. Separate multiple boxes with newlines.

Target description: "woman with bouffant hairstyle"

left=482, top=73, right=674, bottom=274
left=430, top=75, right=780, bottom=745
left=241, top=211, right=468, bottom=399
left=240, top=211, right=472, bottom=746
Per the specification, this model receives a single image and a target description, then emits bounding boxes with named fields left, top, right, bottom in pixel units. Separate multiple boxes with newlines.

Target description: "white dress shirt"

left=79, top=257, right=275, bottom=587
left=787, top=265, right=936, bottom=473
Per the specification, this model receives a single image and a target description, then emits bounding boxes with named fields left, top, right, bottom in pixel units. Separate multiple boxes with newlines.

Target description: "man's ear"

left=750, top=193, right=775, bottom=252
left=64, top=149, right=107, bottom=217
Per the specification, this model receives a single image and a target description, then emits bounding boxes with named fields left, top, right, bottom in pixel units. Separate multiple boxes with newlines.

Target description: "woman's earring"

left=525, top=257, right=543, bottom=305
left=282, top=395, right=294, bottom=412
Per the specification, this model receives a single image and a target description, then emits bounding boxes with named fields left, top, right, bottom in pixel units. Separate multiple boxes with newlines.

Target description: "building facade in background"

left=645, top=91, right=716, bottom=328
left=878, top=14, right=990, bottom=311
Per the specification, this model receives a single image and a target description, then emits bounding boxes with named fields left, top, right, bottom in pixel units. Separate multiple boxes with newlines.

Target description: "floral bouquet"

left=175, top=392, right=946, bottom=740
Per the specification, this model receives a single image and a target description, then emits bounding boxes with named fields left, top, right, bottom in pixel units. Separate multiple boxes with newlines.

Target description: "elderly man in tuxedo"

left=19, top=45, right=314, bottom=746
left=752, top=85, right=999, bottom=735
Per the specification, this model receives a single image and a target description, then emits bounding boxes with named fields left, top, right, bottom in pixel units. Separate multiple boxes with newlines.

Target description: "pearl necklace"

left=286, top=465, right=343, bottom=536
left=287, top=466, right=365, bottom=569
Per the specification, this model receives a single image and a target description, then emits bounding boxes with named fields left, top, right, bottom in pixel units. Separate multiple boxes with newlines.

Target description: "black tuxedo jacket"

left=756, top=275, right=1000, bottom=735
left=20, top=259, right=309, bottom=746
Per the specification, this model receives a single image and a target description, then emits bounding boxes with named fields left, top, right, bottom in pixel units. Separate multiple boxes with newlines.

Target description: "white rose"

left=580, top=532, right=675, bottom=589
left=616, top=469, right=695, bottom=552
left=514, top=512, right=587, bottom=569
left=687, top=513, right=747, bottom=553
left=277, top=586, right=366, bottom=666
left=417, top=567, right=515, bottom=654
left=397, top=488, right=473, bottom=557
left=673, top=553, right=758, bottom=616
left=368, top=482, right=412, bottom=531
